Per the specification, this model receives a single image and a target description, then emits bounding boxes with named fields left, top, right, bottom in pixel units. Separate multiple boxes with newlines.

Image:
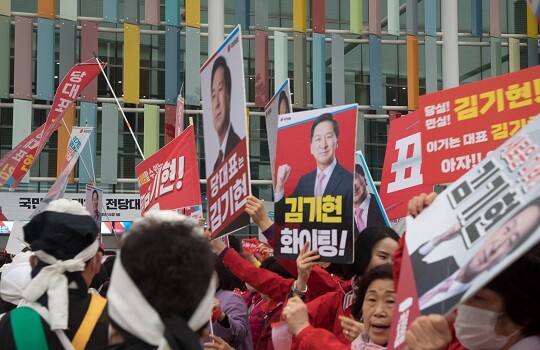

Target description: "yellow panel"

left=293, top=0, right=306, bottom=33
left=38, top=0, right=55, bottom=19
left=124, top=23, right=140, bottom=104
left=527, top=6, right=538, bottom=39
left=0, top=1, right=11, bottom=16
left=186, top=0, right=201, bottom=28
left=57, top=104, right=76, bottom=183
left=406, top=35, right=419, bottom=111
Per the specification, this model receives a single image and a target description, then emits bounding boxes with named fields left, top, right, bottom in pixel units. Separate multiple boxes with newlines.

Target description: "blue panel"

left=103, top=0, right=119, bottom=23
left=78, top=102, right=97, bottom=185
left=331, top=34, right=344, bottom=106
left=528, top=38, right=539, bottom=67
left=165, top=0, right=181, bottom=27
left=59, top=21, right=76, bottom=80
left=36, top=18, right=55, bottom=101
left=471, top=0, right=482, bottom=37
left=424, top=0, right=436, bottom=37
left=369, top=34, right=382, bottom=110
left=406, top=0, right=418, bottom=35
left=165, top=25, right=181, bottom=104
left=236, top=0, right=249, bottom=29
left=312, top=33, right=326, bottom=108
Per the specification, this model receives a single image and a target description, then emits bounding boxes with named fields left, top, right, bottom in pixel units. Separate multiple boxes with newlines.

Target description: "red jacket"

left=295, top=325, right=348, bottom=350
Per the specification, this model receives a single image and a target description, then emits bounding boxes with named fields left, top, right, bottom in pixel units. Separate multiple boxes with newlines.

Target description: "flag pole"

left=93, top=53, right=146, bottom=160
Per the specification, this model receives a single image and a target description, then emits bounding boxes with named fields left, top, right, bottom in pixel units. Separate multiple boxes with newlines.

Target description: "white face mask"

left=455, top=304, right=518, bottom=350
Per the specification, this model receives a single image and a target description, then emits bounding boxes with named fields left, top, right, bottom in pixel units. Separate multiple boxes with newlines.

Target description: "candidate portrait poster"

left=265, top=79, right=292, bottom=186
left=419, top=65, right=540, bottom=185
left=274, top=104, right=358, bottom=263
left=354, top=150, right=390, bottom=233
left=389, top=114, right=540, bottom=349
left=86, top=185, right=103, bottom=243
left=200, top=25, right=251, bottom=239
left=135, top=125, right=201, bottom=216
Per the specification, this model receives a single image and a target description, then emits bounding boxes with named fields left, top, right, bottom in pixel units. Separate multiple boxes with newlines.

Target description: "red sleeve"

left=393, top=232, right=406, bottom=290
left=222, top=248, right=292, bottom=301
left=305, top=266, right=345, bottom=297
left=306, top=290, right=342, bottom=330
left=295, top=325, right=350, bottom=350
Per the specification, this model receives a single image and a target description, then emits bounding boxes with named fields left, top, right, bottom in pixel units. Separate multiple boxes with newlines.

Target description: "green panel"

left=144, top=104, right=160, bottom=158
left=0, top=1, right=10, bottom=16
left=0, top=16, right=10, bottom=98
left=350, top=0, right=363, bottom=34
left=490, top=37, right=502, bottom=77
left=12, top=99, right=32, bottom=184
left=59, top=0, right=77, bottom=21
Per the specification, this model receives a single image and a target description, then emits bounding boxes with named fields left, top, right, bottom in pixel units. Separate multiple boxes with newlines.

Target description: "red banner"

left=135, top=125, right=201, bottom=215
left=419, top=66, right=540, bottom=184
left=207, top=140, right=251, bottom=239
left=0, top=62, right=105, bottom=189
left=379, top=113, right=433, bottom=221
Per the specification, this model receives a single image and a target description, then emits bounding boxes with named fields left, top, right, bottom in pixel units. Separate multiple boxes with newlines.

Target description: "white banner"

left=0, top=192, right=141, bottom=222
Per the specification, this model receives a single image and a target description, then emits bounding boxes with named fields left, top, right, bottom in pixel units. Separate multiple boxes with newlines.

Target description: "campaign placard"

left=389, top=114, right=540, bottom=349
left=274, top=104, right=358, bottom=263
left=419, top=66, right=540, bottom=184
left=265, top=79, right=292, bottom=185
left=353, top=150, right=390, bottom=232
left=200, top=25, right=251, bottom=239
left=379, top=113, right=433, bottom=221
left=136, top=125, right=201, bottom=216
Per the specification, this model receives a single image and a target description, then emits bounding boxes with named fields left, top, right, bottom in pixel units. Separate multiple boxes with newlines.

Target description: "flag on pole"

left=30, top=127, right=94, bottom=218
left=0, top=61, right=105, bottom=189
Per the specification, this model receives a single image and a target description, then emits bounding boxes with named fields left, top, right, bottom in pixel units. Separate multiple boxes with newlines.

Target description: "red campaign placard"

left=242, top=238, right=260, bottom=254
left=207, top=138, right=251, bottom=239
left=379, top=113, right=433, bottom=221
left=387, top=243, right=422, bottom=350
left=419, top=66, right=540, bottom=185
left=135, top=125, right=201, bottom=215
left=274, top=104, right=357, bottom=263
left=0, top=62, right=105, bottom=189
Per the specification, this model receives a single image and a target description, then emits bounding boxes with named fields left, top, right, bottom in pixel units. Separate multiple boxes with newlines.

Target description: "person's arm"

left=212, top=292, right=251, bottom=348
left=245, top=195, right=273, bottom=233
left=203, top=334, right=235, bottom=350
left=306, top=290, right=344, bottom=330
left=283, top=297, right=347, bottom=350
left=220, top=247, right=292, bottom=301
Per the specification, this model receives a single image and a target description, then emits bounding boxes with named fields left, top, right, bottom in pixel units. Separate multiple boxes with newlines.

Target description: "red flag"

left=136, top=125, right=201, bottom=215
left=0, top=62, right=105, bottom=189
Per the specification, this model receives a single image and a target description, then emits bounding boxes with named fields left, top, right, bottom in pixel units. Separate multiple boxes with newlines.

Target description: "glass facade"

left=0, top=0, right=536, bottom=206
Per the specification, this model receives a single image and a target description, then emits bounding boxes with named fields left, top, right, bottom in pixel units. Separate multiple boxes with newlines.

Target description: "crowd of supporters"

left=0, top=193, right=538, bottom=350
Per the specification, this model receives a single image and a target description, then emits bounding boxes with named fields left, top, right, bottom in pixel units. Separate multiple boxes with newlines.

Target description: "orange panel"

left=57, top=104, right=76, bottom=183
left=38, top=0, right=55, bottom=19
left=407, top=35, right=419, bottom=111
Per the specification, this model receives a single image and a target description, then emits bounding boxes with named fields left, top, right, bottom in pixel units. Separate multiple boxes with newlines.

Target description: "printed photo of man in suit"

left=353, top=164, right=387, bottom=237
left=274, top=113, right=354, bottom=229
left=210, top=56, right=241, bottom=171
